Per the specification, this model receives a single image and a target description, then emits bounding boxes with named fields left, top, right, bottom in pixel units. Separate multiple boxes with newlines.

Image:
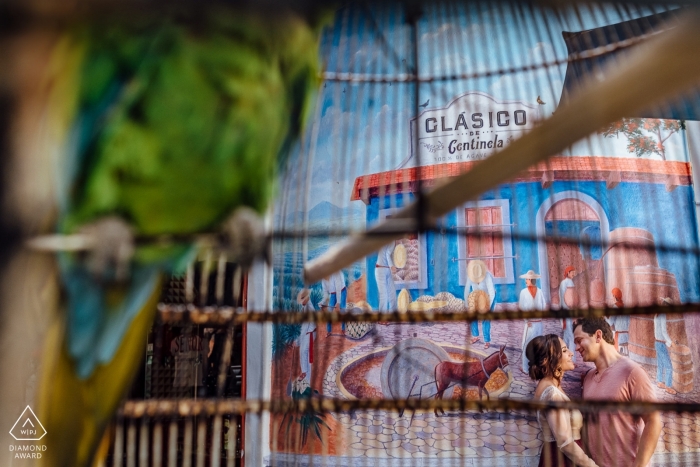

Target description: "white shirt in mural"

left=321, top=272, right=346, bottom=305
left=654, top=314, right=673, bottom=347
left=297, top=301, right=317, bottom=381
left=559, top=278, right=575, bottom=310
left=299, top=301, right=317, bottom=336
left=518, top=288, right=547, bottom=311
left=376, top=243, right=395, bottom=268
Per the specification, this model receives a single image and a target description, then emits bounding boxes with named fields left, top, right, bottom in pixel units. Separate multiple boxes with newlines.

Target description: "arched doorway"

left=536, top=191, right=610, bottom=306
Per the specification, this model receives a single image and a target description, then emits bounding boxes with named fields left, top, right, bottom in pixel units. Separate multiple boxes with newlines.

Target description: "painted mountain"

left=275, top=200, right=365, bottom=231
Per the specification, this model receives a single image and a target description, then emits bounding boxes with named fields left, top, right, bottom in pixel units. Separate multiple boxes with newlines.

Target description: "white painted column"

left=245, top=255, right=273, bottom=467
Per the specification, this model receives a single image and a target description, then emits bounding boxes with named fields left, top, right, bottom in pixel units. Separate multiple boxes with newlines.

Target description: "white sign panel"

left=402, top=92, right=540, bottom=167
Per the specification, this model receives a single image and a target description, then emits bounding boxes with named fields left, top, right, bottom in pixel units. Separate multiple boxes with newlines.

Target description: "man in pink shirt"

left=573, top=317, right=661, bottom=467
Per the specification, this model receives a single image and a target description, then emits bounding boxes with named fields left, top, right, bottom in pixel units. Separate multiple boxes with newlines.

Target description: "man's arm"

left=630, top=366, right=662, bottom=467
left=633, top=411, right=662, bottom=467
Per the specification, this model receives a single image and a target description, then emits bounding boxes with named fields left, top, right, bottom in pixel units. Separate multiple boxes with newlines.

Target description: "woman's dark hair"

left=526, top=334, right=563, bottom=381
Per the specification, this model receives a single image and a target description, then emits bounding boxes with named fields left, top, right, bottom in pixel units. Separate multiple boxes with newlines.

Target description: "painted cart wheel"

left=380, top=338, right=453, bottom=400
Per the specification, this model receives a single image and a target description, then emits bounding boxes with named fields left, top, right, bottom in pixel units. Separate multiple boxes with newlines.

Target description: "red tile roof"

left=351, top=156, right=691, bottom=202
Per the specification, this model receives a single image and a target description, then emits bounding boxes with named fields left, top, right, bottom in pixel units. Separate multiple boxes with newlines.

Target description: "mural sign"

left=268, top=5, right=700, bottom=467
left=402, top=92, right=540, bottom=167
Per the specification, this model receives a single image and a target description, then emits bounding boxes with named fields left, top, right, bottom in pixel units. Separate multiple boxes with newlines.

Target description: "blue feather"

left=59, top=82, right=124, bottom=215
left=61, top=257, right=160, bottom=379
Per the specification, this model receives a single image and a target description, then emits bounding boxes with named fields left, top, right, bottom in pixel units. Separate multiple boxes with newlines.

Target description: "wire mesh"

left=3, top=1, right=700, bottom=467
left=250, top=2, right=700, bottom=466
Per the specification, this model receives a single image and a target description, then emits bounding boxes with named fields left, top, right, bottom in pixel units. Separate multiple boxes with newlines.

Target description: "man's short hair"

left=573, top=317, right=614, bottom=345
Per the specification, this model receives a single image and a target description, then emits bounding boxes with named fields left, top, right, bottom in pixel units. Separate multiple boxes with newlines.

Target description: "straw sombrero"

left=467, top=290, right=490, bottom=314
left=393, top=243, right=407, bottom=269
left=467, top=260, right=488, bottom=284
left=397, top=289, right=411, bottom=313
left=407, top=300, right=448, bottom=312
left=519, top=270, right=541, bottom=280
left=352, top=300, right=373, bottom=313
left=345, top=301, right=375, bottom=338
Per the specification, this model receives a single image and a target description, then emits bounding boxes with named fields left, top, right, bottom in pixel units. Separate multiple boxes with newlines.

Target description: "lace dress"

left=536, top=385, right=598, bottom=467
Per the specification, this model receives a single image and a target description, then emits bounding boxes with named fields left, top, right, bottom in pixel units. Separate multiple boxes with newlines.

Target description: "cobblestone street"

left=314, top=318, right=700, bottom=462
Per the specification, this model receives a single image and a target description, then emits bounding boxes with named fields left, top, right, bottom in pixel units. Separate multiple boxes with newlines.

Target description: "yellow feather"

left=39, top=275, right=162, bottom=467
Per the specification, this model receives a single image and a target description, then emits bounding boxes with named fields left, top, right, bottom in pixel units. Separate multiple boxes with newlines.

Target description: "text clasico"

left=424, top=110, right=528, bottom=133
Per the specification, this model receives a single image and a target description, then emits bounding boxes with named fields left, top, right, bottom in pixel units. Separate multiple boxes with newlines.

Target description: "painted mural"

left=269, top=4, right=700, bottom=466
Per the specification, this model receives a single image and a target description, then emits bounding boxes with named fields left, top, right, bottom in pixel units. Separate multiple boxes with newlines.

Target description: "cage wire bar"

left=3, top=0, right=700, bottom=467
left=256, top=2, right=697, bottom=465
left=117, top=2, right=700, bottom=465
left=107, top=1, right=700, bottom=465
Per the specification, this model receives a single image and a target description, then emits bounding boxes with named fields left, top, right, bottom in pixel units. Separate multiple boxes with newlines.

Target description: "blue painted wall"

left=365, top=180, right=700, bottom=308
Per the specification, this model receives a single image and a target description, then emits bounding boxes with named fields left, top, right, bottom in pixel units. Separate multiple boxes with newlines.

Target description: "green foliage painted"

left=279, top=380, right=331, bottom=447
left=272, top=321, right=302, bottom=359
left=600, top=118, right=681, bottom=160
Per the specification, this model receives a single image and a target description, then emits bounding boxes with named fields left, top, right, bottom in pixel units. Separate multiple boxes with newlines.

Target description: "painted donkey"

left=433, top=345, right=509, bottom=415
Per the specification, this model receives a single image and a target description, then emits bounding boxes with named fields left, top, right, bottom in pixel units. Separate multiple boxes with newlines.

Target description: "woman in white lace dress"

left=526, top=334, right=598, bottom=467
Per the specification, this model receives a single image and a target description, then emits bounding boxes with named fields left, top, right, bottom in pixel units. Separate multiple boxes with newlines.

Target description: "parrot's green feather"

left=40, top=8, right=326, bottom=467
left=63, top=11, right=321, bottom=235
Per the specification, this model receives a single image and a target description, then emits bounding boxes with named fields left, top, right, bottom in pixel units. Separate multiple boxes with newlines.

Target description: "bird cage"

left=1, top=1, right=700, bottom=467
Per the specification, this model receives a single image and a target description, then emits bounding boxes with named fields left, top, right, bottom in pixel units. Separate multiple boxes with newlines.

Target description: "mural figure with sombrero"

left=559, top=265, right=577, bottom=362
left=375, top=242, right=399, bottom=311
left=519, top=270, right=547, bottom=373
left=295, top=289, right=317, bottom=384
left=321, top=271, right=347, bottom=336
left=465, top=260, right=496, bottom=349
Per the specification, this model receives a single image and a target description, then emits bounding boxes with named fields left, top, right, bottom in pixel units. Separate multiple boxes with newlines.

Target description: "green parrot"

left=36, top=7, right=325, bottom=467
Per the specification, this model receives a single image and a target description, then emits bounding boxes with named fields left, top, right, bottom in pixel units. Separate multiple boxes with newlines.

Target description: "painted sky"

left=275, top=3, right=689, bottom=225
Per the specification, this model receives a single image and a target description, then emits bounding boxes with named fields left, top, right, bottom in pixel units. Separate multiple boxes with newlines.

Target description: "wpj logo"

left=9, top=406, right=46, bottom=441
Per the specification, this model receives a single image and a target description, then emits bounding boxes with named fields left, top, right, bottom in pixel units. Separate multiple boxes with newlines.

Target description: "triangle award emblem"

left=9, top=406, right=47, bottom=441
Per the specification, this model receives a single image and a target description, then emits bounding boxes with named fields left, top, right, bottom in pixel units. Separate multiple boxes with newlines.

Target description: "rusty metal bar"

left=196, top=419, right=206, bottom=467
left=167, top=421, right=177, bottom=467
left=183, top=419, right=193, bottom=467
left=113, top=423, right=124, bottom=467
left=226, top=418, right=237, bottom=467
left=139, top=419, right=149, bottom=467
left=210, top=415, right=223, bottom=467
left=119, top=397, right=700, bottom=418
left=155, top=302, right=700, bottom=326
left=152, top=421, right=163, bottom=467
left=126, top=422, right=136, bottom=467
